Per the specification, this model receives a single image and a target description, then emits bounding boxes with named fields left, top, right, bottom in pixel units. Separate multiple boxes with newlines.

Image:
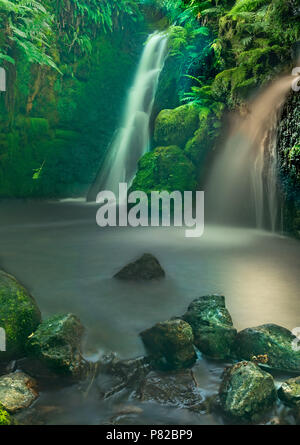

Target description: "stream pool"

left=0, top=199, right=299, bottom=424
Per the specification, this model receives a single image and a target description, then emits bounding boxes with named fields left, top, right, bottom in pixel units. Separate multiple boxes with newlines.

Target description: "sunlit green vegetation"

left=0, top=0, right=299, bottom=200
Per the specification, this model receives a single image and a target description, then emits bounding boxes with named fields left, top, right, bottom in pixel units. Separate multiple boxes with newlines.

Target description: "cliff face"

left=278, top=91, right=300, bottom=237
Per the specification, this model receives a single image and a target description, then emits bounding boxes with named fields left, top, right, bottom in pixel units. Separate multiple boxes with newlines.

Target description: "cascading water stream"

left=206, top=76, right=292, bottom=231
left=87, top=32, right=168, bottom=202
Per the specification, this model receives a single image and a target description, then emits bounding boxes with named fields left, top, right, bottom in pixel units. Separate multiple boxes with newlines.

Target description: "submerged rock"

left=0, top=372, right=38, bottom=413
left=154, top=104, right=199, bottom=148
left=234, top=324, right=300, bottom=373
left=136, top=369, right=203, bottom=409
left=278, top=376, right=300, bottom=408
left=97, top=355, right=151, bottom=400
left=114, top=253, right=165, bottom=281
left=140, top=319, right=196, bottom=370
left=183, top=295, right=237, bottom=359
left=26, top=313, right=87, bottom=379
left=0, top=270, right=42, bottom=360
left=219, top=361, right=277, bottom=420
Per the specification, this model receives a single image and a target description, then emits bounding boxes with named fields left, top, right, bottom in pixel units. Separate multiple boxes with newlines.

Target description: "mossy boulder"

left=0, top=270, right=42, bottom=360
left=154, top=105, right=199, bottom=148
left=219, top=361, right=277, bottom=420
left=26, top=313, right=87, bottom=379
left=184, top=106, right=222, bottom=167
left=278, top=376, right=300, bottom=408
left=0, top=406, right=12, bottom=425
left=114, top=253, right=165, bottom=281
left=183, top=295, right=237, bottom=360
left=140, top=319, right=196, bottom=370
left=234, top=324, right=300, bottom=373
left=131, top=145, right=197, bottom=194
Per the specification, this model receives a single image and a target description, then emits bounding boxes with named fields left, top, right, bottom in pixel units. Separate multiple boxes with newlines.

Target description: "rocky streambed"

left=0, top=254, right=300, bottom=426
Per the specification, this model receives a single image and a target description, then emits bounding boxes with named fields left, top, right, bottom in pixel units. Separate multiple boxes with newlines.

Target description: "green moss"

left=140, top=319, right=196, bottom=370
left=26, top=313, right=86, bottom=378
left=154, top=105, right=199, bottom=148
left=0, top=406, right=12, bottom=425
left=185, top=106, right=222, bottom=168
left=131, top=145, right=197, bottom=194
left=0, top=270, right=41, bottom=360
left=237, top=45, right=284, bottom=67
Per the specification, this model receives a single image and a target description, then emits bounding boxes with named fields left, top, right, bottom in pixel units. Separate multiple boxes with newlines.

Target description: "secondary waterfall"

left=87, top=32, right=168, bottom=202
left=207, top=76, right=292, bottom=231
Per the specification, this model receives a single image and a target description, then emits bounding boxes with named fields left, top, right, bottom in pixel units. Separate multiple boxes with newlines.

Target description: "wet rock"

left=97, top=355, right=151, bottom=399
left=136, top=369, right=203, bottom=409
left=278, top=376, right=300, bottom=408
left=183, top=295, right=237, bottom=359
left=0, top=372, right=38, bottom=413
left=234, top=324, right=300, bottom=373
left=0, top=270, right=41, bottom=360
left=114, top=253, right=165, bottom=281
left=26, top=313, right=88, bottom=379
left=219, top=361, right=277, bottom=420
left=154, top=105, right=199, bottom=148
left=140, top=319, right=196, bottom=370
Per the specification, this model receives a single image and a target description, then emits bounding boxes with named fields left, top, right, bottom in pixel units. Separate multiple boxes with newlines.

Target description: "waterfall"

left=87, top=32, right=168, bottom=202
left=207, top=76, right=292, bottom=231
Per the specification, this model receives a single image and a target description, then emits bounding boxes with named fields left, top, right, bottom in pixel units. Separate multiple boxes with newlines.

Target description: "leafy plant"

left=0, top=0, right=58, bottom=70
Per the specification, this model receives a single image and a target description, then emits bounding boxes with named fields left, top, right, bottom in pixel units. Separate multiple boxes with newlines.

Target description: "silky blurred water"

left=0, top=200, right=299, bottom=424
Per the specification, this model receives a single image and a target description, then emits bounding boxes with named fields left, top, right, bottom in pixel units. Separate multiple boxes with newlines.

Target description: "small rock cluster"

left=0, top=270, right=89, bottom=424
left=1, top=256, right=300, bottom=425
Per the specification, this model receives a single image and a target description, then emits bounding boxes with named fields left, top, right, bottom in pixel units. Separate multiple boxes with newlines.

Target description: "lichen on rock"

left=26, top=313, right=87, bottom=379
left=183, top=295, right=237, bottom=360
left=219, top=361, right=277, bottom=420
left=234, top=324, right=300, bottom=373
left=278, top=376, right=300, bottom=408
left=140, top=319, right=196, bottom=370
left=0, top=372, right=38, bottom=413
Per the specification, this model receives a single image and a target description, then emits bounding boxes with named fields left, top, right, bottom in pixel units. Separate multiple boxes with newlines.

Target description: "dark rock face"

left=183, top=295, right=237, bottom=360
left=26, top=313, right=87, bottom=379
left=278, top=376, right=300, bottom=408
left=135, top=369, right=203, bottom=409
left=0, top=270, right=42, bottom=360
left=277, top=91, right=300, bottom=238
left=114, top=253, right=165, bottom=281
left=0, top=372, right=38, bottom=413
left=219, top=361, right=277, bottom=420
left=140, top=319, right=196, bottom=370
left=234, top=324, right=300, bottom=373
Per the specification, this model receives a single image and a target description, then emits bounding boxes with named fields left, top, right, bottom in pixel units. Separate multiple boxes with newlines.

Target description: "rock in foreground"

left=0, top=372, right=38, bottom=413
left=26, top=313, right=87, bottom=379
left=183, top=295, right=237, bottom=359
left=219, top=361, right=277, bottom=420
left=0, top=270, right=41, bottom=360
left=114, top=254, right=165, bottom=281
left=136, top=369, right=203, bottom=408
left=234, top=324, right=300, bottom=373
left=140, top=319, right=196, bottom=370
left=278, top=376, right=300, bottom=408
